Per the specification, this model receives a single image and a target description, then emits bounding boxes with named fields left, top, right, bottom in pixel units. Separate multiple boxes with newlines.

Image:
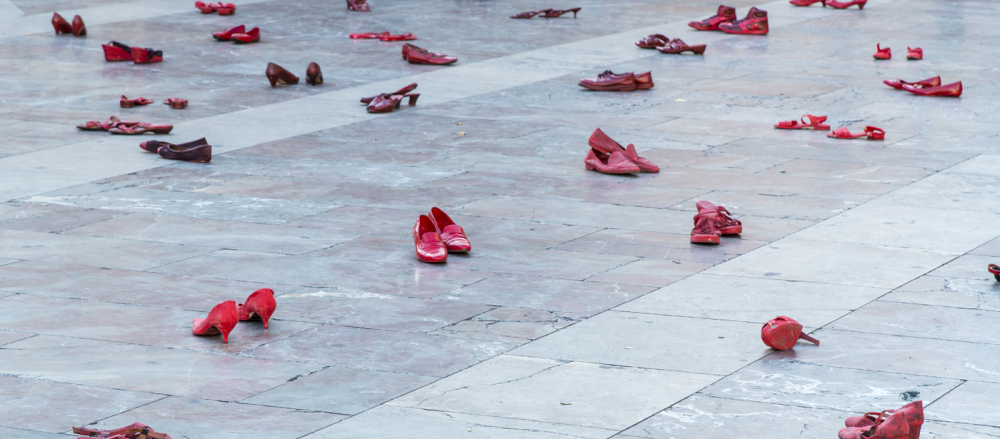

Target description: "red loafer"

left=689, top=5, right=736, bottom=31
left=901, top=81, right=962, bottom=97
left=695, top=200, right=741, bottom=234
left=102, top=41, right=133, bottom=61
left=429, top=207, right=471, bottom=253
left=883, top=76, right=940, bottom=90
left=691, top=210, right=721, bottom=244
left=718, top=7, right=769, bottom=35
left=584, top=149, right=640, bottom=175
left=414, top=215, right=448, bottom=263
left=192, top=301, right=238, bottom=342
left=761, top=316, right=819, bottom=350
left=237, top=288, right=277, bottom=328
left=588, top=128, right=659, bottom=172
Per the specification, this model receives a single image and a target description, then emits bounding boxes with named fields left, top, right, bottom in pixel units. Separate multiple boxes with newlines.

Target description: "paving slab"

left=830, top=300, right=1000, bottom=346
left=926, top=254, right=1000, bottom=281
left=0, top=228, right=213, bottom=271
left=439, top=274, right=653, bottom=315
left=926, top=381, right=1000, bottom=426
left=881, top=276, right=1000, bottom=312
left=0, top=427, right=73, bottom=439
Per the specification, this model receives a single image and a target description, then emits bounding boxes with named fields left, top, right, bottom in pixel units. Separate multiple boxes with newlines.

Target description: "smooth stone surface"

left=587, top=258, right=712, bottom=287
left=881, top=276, right=1000, bottom=312
left=440, top=274, right=653, bottom=315
left=927, top=381, right=1000, bottom=426
left=872, top=172, right=1000, bottom=214
left=830, top=300, right=1000, bottom=345
left=926, top=254, right=1000, bottom=280
left=456, top=196, right=694, bottom=234
left=0, top=426, right=72, bottom=439
left=0, top=228, right=213, bottom=271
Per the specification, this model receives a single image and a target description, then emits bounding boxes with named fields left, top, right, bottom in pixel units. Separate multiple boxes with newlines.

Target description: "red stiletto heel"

left=635, top=34, right=669, bottom=49
left=52, top=13, right=73, bottom=34
left=846, top=402, right=923, bottom=439
left=306, top=62, right=323, bottom=85
left=827, top=126, right=884, bottom=140
left=906, top=47, right=923, bottom=60
left=231, top=27, right=260, bottom=44
left=193, top=301, right=238, bottom=343
left=656, top=39, right=706, bottom=55
left=71, top=15, right=86, bottom=36
left=213, top=24, right=245, bottom=41
left=761, top=316, right=819, bottom=350
left=266, top=62, right=299, bottom=86
left=238, top=288, right=277, bottom=328
left=825, top=0, right=867, bottom=9
left=347, top=0, right=370, bottom=12
left=429, top=207, right=471, bottom=252
left=774, top=114, right=830, bottom=130
left=691, top=210, right=721, bottom=244
left=414, top=215, right=448, bottom=263
left=902, top=81, right=962, bottom=97
left=873, top=43, right=891, bottom=60
left=883, top=76, right=940, bottom=90
left=688, top=5, right=736, bottom=31
left=544, top=7, right=581, bottom=18
left=696, top=201, right=742, bottom=234
left=989, top=264, right=999, bottom=282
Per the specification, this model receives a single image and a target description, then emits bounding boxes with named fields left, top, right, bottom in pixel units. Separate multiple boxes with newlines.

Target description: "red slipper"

left=901, top=81, right=962, bottom=97
left=827, top=126, right=884, bottom=140
left=774, top=114, right=829, bottom=130
left=906, top=47, right=923, bottom=60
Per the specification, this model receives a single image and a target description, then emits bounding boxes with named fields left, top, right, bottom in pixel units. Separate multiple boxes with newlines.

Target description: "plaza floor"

left=0, top=0, right=999, bottom=438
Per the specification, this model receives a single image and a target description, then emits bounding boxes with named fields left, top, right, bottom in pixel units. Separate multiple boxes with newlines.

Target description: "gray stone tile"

left=669, top=191, right=865, bottom=222
left=389, top=355, right=719, bottom=430
left=970, top=238, right=1000, bottom=258
left=0, top=259, right=15, bottom=267
left=244, top=366, right=437, bottom=415
left=831, top=301, right=1000, bottom=345
left=456, top=196, right=694, bottom=234
left=511, top=311, right=772, bottom=375
left=881, top=276, right=1000, bottom=312
left=440, top=274, right=653, bottom=315
left=0, top=229, right=213, bottom=271
left=920, top=421, right=1000, bottom=439
left=554, top=228, right=767, bottom=264
left=927, top=381, right=1000, bottom=426
left=617, top=274, right=887, bottom=325
left=926, top=255, right=1000, bottom=280
left=872, top=172, right=1000, bottom=215
left=0, top=202, right=125, bottom=233
left=0, top=426, right=74, bottom=439
left=0, top=331, right=33, bottom=346
left=587, top=258, right=712, bottom=287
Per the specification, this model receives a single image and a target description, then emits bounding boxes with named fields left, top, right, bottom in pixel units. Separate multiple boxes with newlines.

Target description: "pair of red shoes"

left=510, top=7, right=581, bottom=18
left=839, top=402, right=924, bottom=439
left=52, top=13, right=86, bottom=36
left=761, top=316, right=820, bottom=350
left=103, top=41, right=162, bottom=64
left=347, top=0, right=371, bottom=12
left=74, top=422, right=172, bottom=439
left=690, top=201, right=741, bottom=244
left=883, top=76, right=962, bottom=97
left=402, top=43, right=457, bottom=65
left=578, top=71, right=653, bottom=91
left=689, top=5, right=769, bottom=35
left=77, top=117, right=174, bottom=135
left=584, top=128, right=659, bottom=174
left=791, top=0, right=867, bottom=9
left=350, top=32, right=417, bottom=41
left=635, top=34, right=706, bottom=55
left=874, top=44, right=922, bottom=60
left=266, top=62, right=323, bottom=86
left=193, top=289, right=276, bottom=343
left=195, top=1, right=235, bottom=14
left=774, top=115, right=884, bottom=140
left=213, top=25, right=260, bottom=43
left=140, top=138, right=212, bottom=163
left=414, top=208, right=471, bottom=263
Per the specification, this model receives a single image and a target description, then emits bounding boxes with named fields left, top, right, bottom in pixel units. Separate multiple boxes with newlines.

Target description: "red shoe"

left=635, top=34, right=669, bottom=49
left=414, top=215, right=448, bottom=263
left=989, top=264, right=999, bottom=281
left=873, top=43, right=891, bottom=60
left=77, top=116, right=140, bottom=131
left=381, top=33, right=417, bottom=41
left=789, top=0, right=824, bottom=6
left=839, top=412, right=909, bottom=439
left=906, top=47, right=923, bottom=60
left=237, top=288, right=277, bottom=328
left=429, top=207, right=471, bottom=253
left=543, top=7, right=581, bottom=18
left=846, top=402, right=923, bottom=439
left=688, top=5, right=736, bottom=31
left=366, top=93, right=419, bottom=113
left=578, top=71, right=636, bottom=91
left=350, top=32, right=388, bottom=39
left=901, top=81, right=962, bottom=97
left=825, top=0, right=867, bottom=9
left=718, top=7, right=769, bottom=35
left=588, top=128, right=659, bottom=172
left=120, top=96, right=153, bottom=108
left=510, top=9, right=551, bottom=18
left=883, top=76, right=940, bottom=90
left=695, top=201, right=741, bottom=234
left=774, top=114, right=830, bottom=130
left=51, top=13, right=73, bottom=35
left=74, top=422, right=173, bottom=439
left=655, top=39, right=706, bottom=55
left=232, top=27, right=260, bottom=44
left=215, top=2, right=236, bottom=14
left=195, top=1, right=216, bottom=13
left=585, top=149, right=640, bottom=175
left=634, top=71, right=654, bottom=90
left=158, top=141, right=212, bottom=163
left=102, top=41, right=133, bottom=61
left=761, top=316, right=819, bottom=350
left=140, top=137, right=206, bottom=153
left=71, top=15, right=86, bottom=37
left=266, top=62, right=299, bottom=86
left=306, top=62, right=323, bottom=85
left=164, top=97, right=188, bottom=109
left=405, top=44, right=457, bottom=65
left=827, top=126, right=885, bottom=140
left=691, top=211, right=721, bottom=244
left=347, top=0, right=370, bottom=12
left=109, top=123, right=174, bottom=135
left=131, top=47, right=163, bottom=64
left=193, top=301, right=238, bottom=343
left=213, top=24, right=245, bottom=41
left=402, top=43, right=448, bottom=61
left=360, top=83, right=418, bottom=103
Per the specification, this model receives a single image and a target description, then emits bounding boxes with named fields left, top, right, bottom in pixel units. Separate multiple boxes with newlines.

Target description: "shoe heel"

left=267, top=74, right=279, bottom=87
left=407, top=93, right=420, bottom=106
left=858, top=1, right=866, bottom=9
left=216, top=324, right=233, bottom=343
left=120, top=101, right=135, bottom=108
left=692, top=45, right=706, bottom=55
left=799, top=332, right=820, bottom=345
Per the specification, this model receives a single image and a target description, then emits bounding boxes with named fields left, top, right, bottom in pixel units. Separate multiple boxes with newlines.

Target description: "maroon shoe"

left=366, top=93, right=419, bottom=113
left=989, top=263, right=999, bottom=281
left=543, top=7, right=581, bottom=18
left=839, top=412, right=909, bottom=439
left=347, top=0, right=370, bottom=12
left=691, top=211, right=721, bottom=244
left=102, top=41, right=133, bottom=61
left=266, top=62, right=299, bottom=86
left=789, top=0, right=824, bottom=5
left=656, top=39, right=706, bottom=55
left=588, top=128, right=659, bottom=172
left=883, top=76, right=940, bottom=90
left=688, top=5, right=736, bottom=31
left=232, top=27, right=260, bottom=44
left=718, top=7, right=768, bottom=35
left=213, top=25, right=245, bottom=41
left=140, top=137, right=207, bottom=153
left=164, top=98, right=188, bottom=109
left=846, top=402, right=923, bottom=439
left=634, top=71, right=654, bottom=90
left=120, top=95, right=153, bottom=108
left=429, top=207, right=471, bottom=253
left=695, top=201, right=741, bottom=234
left=158, top=141, right=212, bottom=163
left=510, top=9, right=551, bottom=18
left=360, top=83, right=418, bottom=104
left=306, top=62, right=323, bottom=85
left=636, top=34, right=669, bottom=49
left=825, top=0, right=867, bottom=9
left=131, top=47, right=163, bottom=64
left=414, top=215, right=448, bottom=263
left=578, top=71, right=636, bottom=91
left=405, top=44, right=457, bottom=65
left=761, top=316, right=819, bottom=350
left=74, top=422, right=173, bottom=439
left=238, top=288, right=277, bottom=328
left=52, top=13, right=73, bottom=35
left=402, top=43, right=448, bottom=61
left=71, top=15, right=87, bottom=37
left=584, top=149, right=640, bottom=175
left=109, top=123, right=174, bottom=135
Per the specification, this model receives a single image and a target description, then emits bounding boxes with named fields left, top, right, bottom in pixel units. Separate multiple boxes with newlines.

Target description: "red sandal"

left=120, top=96, right=153, bottom=108
left=774, top=114, right=830, bottom=130
left=76, top=116, right=140, bottom=131
left=906, top=47, right=923, bottom=60
left=635, top=34, right=669, bottom=49
left=361, top=83, right=418, bottom=103
left=656, top=39, right=706, bottom=55
left=690, top=210, right=721, bottom=245
left=544, top=8, right=581, bottom=18
left=695, top=201, right=741, bottom=234
left=839, top=412, right=909, bottom=439
left=827, top=126, right=884, bottom=140
left=163, top=98, right=188, bottom=109
left=883, top=76, right=940, bottom=90
left=761, top=316, right=819, bottom=350
left=873, top=43, right=891, bottom=60
left=74, top=422, right=173, bottom=439
left=989, top=264, right=999, bottom=282
left=109, top=123, right=174, bottom=135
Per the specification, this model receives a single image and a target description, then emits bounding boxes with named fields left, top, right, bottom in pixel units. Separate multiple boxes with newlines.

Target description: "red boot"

left=192, top=301, right=238, bottom=343
left=688, top=5, right=736, bottom=31
left=237, top=288, right=277, bottom=328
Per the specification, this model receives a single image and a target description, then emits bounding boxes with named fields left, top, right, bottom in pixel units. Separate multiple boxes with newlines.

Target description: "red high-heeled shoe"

left=213, top=24, right=245, bottom=41
left=347, top=0, right=370, bottom=12
left=544, top=7, right=581, bottom=18
left=696, top=201, right=741, bottom=234
left=989, top=264, right=1000, bottom=282
left=846, top=402, right=923, bottom=439
left=237, top=288, right=277, bottom=328
left=360, top=83, right=417, bottom=103
left=691, top=210, right=721, bottom=244
left=906, top=47, right=923, bottom=60
left=52, top=13, right=73, bottom=35
left=883, top=76, right=940, bottom=90
left=839, top=412, right=909, bottom=439
left=131, top=47, right=163, bottom=64
left=825, top=0, right=867, bottom=9
left=266, top=62, right=299, bottom=87
left=429, top=207, right=471, bottom=253
left=366, top=93, right=419, bottom=113
left=71, top=15, right=86, bottom=37
left=761, top=316, right=819, bottom=350
left=231, top=27, right=260, bottom=44
left=510, top=9, right=552, bottom=19
left=873, top=43, right=891, bottom=60
left=306, top=62, right=323, bottom=85
left=193, top=301, right=238, bottom=342
left=414, top=215, right=448, bottom=263
left=103, top=41, right=133, bottom=61
left=902, top=81, right=962, bottom=97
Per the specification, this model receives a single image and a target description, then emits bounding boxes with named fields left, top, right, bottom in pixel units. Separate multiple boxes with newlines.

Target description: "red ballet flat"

left=584, top=149, right=640, bottom=175
left=656, top=39, right=706, bottom=55
left=635, top=34, right=669, bottom=49
left=71, top=15, right=86, bottom=37
left=696, top=201, right=741, bottom=234
left=825, top=0, right=867, bottom=9
left=989, top=264, right=1000, bottom=281
left=691, top=210, right=721, bottom=245
left=689, top=5, right=736, bottom=31
left=347, top=0, right=370, bottom=12
left=883, top=76, right=940, bottom=90
left=588, top=128, right=659, bottom=172
left=790, top=0, right=825, bottom=6
left=901, top=81, right=962, bottom=97
left=238, top=288, right=277, bottom=328
left=163, top=97, right=188, bottom=109
left=131, top=47, right=163, bottom=64
left=360, top=83, right=418, bottom=103
left=906, top=47, right=923, bottom=60
left=846, top=402, right=923, bottom=439
left=192, top=301, right=238, bottom=343
left=718, top=7, right=769, bottom=35
left=52, top=13, right=73, bottom=34
left=429, top=207, right=471, bottom=253
left=873, top=43, right=891, bottom=60
left=194, top=1, right=216, bottom=13
left=414, top=215, right=448, bottom=263
left=213, top=24, right=245, bottom=41
left=774, top=114, right=830, bottom=130
left=827, top=126, right=884, bottom=140
left=761, top=316, right=819, bottom=350
left=231, top=27, right=260, bottom=44
left=839, top=412, right=909, bottom=439
left=544, top=7, right=581, bottom=18
left=380, top=32, right=417, bottom=41
left=140, top=137, right=206, bottom=153
left=102, top=41, right=133, bottom=61
left=510, top=9, right=552, bottom=18
left=120, top=96, right=153, bottom=108
left=109, top=123, right=174, bottom=135
left=215, top=2, right=235, bottom=15
left=350, top=32, right=388, bottom=39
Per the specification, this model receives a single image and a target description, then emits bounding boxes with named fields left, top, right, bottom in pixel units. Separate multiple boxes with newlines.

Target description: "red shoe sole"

left=720, top=226, right=742, bottom=235
left=691, top=234, right=720, bottom=244
left=722, top=29, right=768, bottom=35
left=578, top=83, right=637, bottom=91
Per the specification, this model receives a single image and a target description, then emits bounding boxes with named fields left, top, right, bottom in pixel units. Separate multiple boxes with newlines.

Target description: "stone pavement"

left=0, top=0, right=999, bottom=438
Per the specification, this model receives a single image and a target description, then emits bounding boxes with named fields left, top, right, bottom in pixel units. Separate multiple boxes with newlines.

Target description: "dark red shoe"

left=414, top=215, right=448, bottom=263
left=140, top=137, right=206, bottom=153
left=718, top=7, right=768, bottom=35
left=989, top=264, right=999, bottom=281
left=158, top=141, right=212, bottom=163
left=403, top=43, right=447, bottom=61
left=306, top=62, right=323, bottom=85
left=636, top=34, right=669, bottom=49
left=120, top=96, right=153, bottom=108
left=164, top=98, right=188, bottom=109
left=109, top=123, right=174, bottom=135
left=52, top=13, right=73, bottom=35
left=761, top=316, right=819, bottom=350
left=839, top=412, right=909, bottom=439
left=71, top=15, right=86, bottom=37
left=873, top=43, right=891, bottom=60
left=588, top=128, right=659, bottom=172
left=102, top=41, right=133, bottom=61
left=696, top=201, right=741, bottom=234
left=266, top=62, right=299, bottom=86
left=634, top=71, right=654, bottom=90
left=429, top=207, right=471, bottom=253
left=883, top=76, right=940, bottom=90
left=77, top=116, right=140, bottom=131
left=584, top=149, right=640, bottom=175
left=543, top=7, right=581, bottom=18
left=825, top=0, right=867, bottom=9
left=656, top=39, right=706, bottom=55
left=347, top=0, right=370, bottom=12
left=213, top=24, right=245, bottom=41
left=510, top=9, right=551, bottom=18
left=232, top=27, right=260, bottom=44
left=192, top=301, right=238, bottom=343
left=688, top=5, right=736, bottom=31
left=381, top=33, right=417, bottom=41
left=405, top=44, right=457, bottom=65
left=578, top=71, right=636, bottom=91
left=366, top=93, right=419, bottom=113
left=906, top=47, right=923, bottom=60
left=238, top=288, right=277, bottom=328
left=131, top=47, right=163, bottom=64
left=846, top=402, right=923, bottom=439
left=902, top=81, right=962, bottom=97
left=360, top=83, right=417, bottom=103
left=691, top=211, right=721, bottom=244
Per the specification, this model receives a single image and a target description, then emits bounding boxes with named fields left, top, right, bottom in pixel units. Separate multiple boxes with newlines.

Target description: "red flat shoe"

left=76, top=116, right=140, bottom=131
left=510, top=9, right=551, bottom=19
left=131, top=47, right=163, bottom=64
left=141, top=137, right=206, bottom=153
left=109, top=123, right=174, bottom=135
left=825, top=0, right=867, bottom=9
left=544, top=7, right=581, bottom=18
left=120, top=96, right=153, bottom=108
left=584, top=149, right=641, bottom=175
left=266, top=62, right=299, bottom=87
left=405, top=44, right=457, bottom=65
left=158, top=142, right=212, bottom=163
left=695, top=200, right=741, bottom=234
left=402, top=43, right=448, bottom=61
left=906, top=47, right=923, bottom=60
left=347, top=0, right=370, bottom=12
left=102, top=41, right=133, bottom=61
left=873, top=43, right=891, bottom=60
left=192, top=301, right=238, bottom=343
left=636, top=34, right=669, bottom=49
left=164, top=97, right=188, bottom=109
left=691, top=210, right=721, bottom=245
left=213, top=24, right=245, bottom=41
left=578, top=71, right=636, bottom=91
left=52, top=13, right=73, bottom=35
left=656, top=39, right=706, bottom=55
left=231, top=27, right=260, bottom=44
left=414, top=215, right=448, bottom=263
left=827, top=126, right=885, bottom=140
left=761, top=316, right=819, bottom=350
left=195, top=1, right=216, bottom=13
left=718, top=7, right=769, bottom=35
left=366, top=93, right=419, bottom=113
left=883, top=76, right=940, bottom=90
left=839, top=412, right=909, bottom=439
left=238, top=288, right=277, bottom=328
left=901, top=81, right=962, bottom=97
left=71, top=15, right=86, bottom=37
left=350, top=32, right=389, bottom=39
left=429, top=207, right=471, bottom=253
left=688, top=5, right=736, bottom=31
left=589, top=128, right=659, bottom=172
left=790, top=0, right=825, bottom=6
left=846, top=402, right=923, bottom=439
left=380, top=32, right=417, bottom=41
left=774, top=114, right=830, bottom=130
left=989, top=264, right=999, bottom=281
left=306, top=62, right=323, bottom=85
left=215, top=2, right=235, bottom=15
left=74, top=422, right=173, bottom=439
left=360, top=83, right=418, bottom=103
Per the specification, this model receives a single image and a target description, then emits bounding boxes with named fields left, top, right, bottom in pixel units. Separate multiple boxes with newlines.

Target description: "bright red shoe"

left=990, top=264, right=999, bottom=281
left=718, top=7, right=768, bottom=35
left=827, top=126, right=885, bottom=140
left=195, top=1, right=216, bottom=13
left=901, top=81, right=962, bottom=97
left=347, top=0, right=370, bottom=12
left=381, top=33, right=417, bottom=41
left=688, top=5, right=736, bottom=31
left=691, top=211, right=721, bottom=244
left=906, top=47, right=923, bottom=60
left=237, top=288, right=277, bottom=328
left=584, top=149, right=640, bottom=174
left=213, top=25, right=245, bottom=41
left=825, top=0, right=867, bottom=9
left=74, top=422, right=173, bottom=439
left=883, top=76, right=940, bottom=90
left=839, top=412, right=909, bottom=439
left=414, top=215, right=448, bottom=263
left=846, top=402, right=923, bottom=439
left=71, top=15, right=86, bottom=37
left=789, top=0, right=824, bottom=6
left=131, top=47, right=163, bottom=64
left=774, top=114, right=830, bottom=130
left=588, top=128, right=659, bottom=172
left=761, top=316, right=819, bottom=350
left=215, top=2, right=235, bottom=14
left=429, top=207, right=471, bottom=253
left=350, top=32, right=388, bottom=39
left=52, top=13, right=73, bottom=34
left=192, top=301, right=238, bottom=343
left=873, top=43, right=891, bottom=60
left=102, top=41, right=133, bottom=61
left=232, top=27, right=260, bottom=44
left=695, top=201, right=741, bottom=234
